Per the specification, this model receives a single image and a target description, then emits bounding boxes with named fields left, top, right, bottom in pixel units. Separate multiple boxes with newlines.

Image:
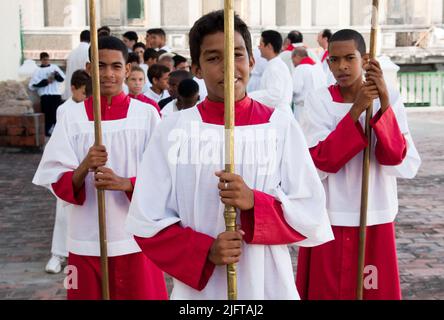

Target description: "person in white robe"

left=63, top=30, right=90, bottom=100
left=249, top=30, right=293, bottom=115
left=291, top=47, right=327, bottom=122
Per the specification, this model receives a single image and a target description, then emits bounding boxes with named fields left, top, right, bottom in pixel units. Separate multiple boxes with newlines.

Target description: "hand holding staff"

left=88, top=0, right=110, bottom=300
left=357, top=0, right=380, bottom=301
left=223, top=0, right=237, bottom=301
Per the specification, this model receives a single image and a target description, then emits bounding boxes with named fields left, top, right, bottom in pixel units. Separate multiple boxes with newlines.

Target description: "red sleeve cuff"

left=241, top=190, right=306, bottom=245
left=51, top=171, right=85, bottom=205
left=125, top=177, right=137, bottom=201
left=370, top=106, right=407, bottom=166
left=134, top=223, right=216, bottom=291
left=309, top=113, right=368, bottom=173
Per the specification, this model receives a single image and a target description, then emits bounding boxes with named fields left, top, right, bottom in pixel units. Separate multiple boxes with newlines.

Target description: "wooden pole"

left=357, top=0, right=380, bottom=301
left=223, top=0, right=237, bottom=301
left=88, top=0, right=110, bottom=300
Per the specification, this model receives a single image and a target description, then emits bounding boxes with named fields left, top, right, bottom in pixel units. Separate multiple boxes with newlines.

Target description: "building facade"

left=17, top=0, right=444, bottom=66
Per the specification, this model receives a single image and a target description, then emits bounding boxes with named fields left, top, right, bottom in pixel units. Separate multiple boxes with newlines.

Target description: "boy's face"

left=153, top=72, right=170, bottom=91
left=176, top=61, right=190, bottom=72
left=123, top=37, right=135, bottom=50
left=41, top=57, right=50, bottom=66
left=87, top=49, right=130, bottom=97
left=134, top=47, right=145, bottom=63
left=195, top=31, right=254, bottom=102
left=127, top=70, right=145, bottom=96
left=71, top=85, right=87, bottom=103
left=146, top=57, right=158, bottom=67
left=167, top=76, right=181, bottom=98
left=149, top=34, right=162, bottom=48
left=328, top=40, right=368, bottom=88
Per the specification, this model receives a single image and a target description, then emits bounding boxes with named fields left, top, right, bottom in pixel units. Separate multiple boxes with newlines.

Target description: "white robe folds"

left=126, top=107, right=334, bottom=300
left=33, top=99, right=160, bottom=257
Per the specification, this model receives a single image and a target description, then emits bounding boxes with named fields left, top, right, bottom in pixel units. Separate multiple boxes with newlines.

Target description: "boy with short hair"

left=29, top=52, right=65, bottom=136
left=126, top=10, right=333, bottom=300
left=126, top=65, right=161, bottom=114
left=144, top=64, right=170, bottom=103
left=33, top=36, right=167, bottom=300
left=158, top=70, right=193, bottom=110
left=123, top=31, right=138, bottom=52
left=249, top=30, right=293, bottom=115
left=161, top=78, right=199, bottom=118
left=297, top=29, right=421, bottom=300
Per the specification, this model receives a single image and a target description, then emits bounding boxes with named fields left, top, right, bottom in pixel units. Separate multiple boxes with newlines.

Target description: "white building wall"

left=0, top=2, right=21, bottom=81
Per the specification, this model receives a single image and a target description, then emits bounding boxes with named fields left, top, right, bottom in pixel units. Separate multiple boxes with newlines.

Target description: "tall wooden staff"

left=223, top=0, right=237, bottom=301
left=357, top=0, right=380, bottom=300
left=89, top=0, right=110, bottom=300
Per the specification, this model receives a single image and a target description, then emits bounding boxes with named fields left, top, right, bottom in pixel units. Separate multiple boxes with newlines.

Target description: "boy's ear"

left=249, top=55, right=255, bottom=73
left=85, top=62, right=92, bottom=76
left=362, top=53, right=370, bottom=68
left=193, top=63, right=203, bottom=80
left=125, top=63, right=131, bottom=79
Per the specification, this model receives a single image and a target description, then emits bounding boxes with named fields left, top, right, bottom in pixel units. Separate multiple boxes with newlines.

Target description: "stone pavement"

left=0, top=109, right=443, bottom=300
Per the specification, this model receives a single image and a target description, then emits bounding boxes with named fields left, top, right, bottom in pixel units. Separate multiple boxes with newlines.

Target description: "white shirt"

left=63, top=42, right=90, bottom=100
left=160, top=99, right=179, bottom=118
left=301, top=87, right=421, bottom=227
left=292, top=62, right=327, bottom=121
left=126, top=107, right=334, bottom=300
left=319, top=49, right=336, bottom=86
left=144, top=87, right=170, bottom=103
left=247, top=47, right=268, bottom=93
left=249, top=56, right=293, bottom=114
left=29, top=64, right=65, bottom=97
left=33, top=99, right=161, bottom=257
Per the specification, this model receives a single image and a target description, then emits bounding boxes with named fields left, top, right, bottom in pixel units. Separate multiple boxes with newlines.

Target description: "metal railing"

left=398, top=71, right=444, bottom=107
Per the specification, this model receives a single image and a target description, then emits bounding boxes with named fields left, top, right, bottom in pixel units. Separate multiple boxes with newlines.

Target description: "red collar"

left=328, top=85, right=345, bottom=103
left=285, top=44, right=295, bottom=52
left=197, top=95, right=273, bottom=126
left=321, top=50, right=329, bottom=63
left=299, top=57, right=316, bottom=66
left=84, top=92, right=131, bottom=121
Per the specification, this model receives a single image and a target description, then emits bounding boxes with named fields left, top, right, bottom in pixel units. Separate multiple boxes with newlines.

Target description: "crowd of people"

left=29, top=10, right=421, bottom=300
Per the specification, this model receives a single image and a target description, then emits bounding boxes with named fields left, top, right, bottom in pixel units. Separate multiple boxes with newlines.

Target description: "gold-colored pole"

left=89, top=0, right=110, bottom=300
left=357, top=0, right=380, bottom=301
left=223, top=0, right=237, bottom=301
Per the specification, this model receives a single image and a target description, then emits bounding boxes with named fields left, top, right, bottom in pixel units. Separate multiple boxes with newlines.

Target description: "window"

left=127, top=0, right=144, bottom=20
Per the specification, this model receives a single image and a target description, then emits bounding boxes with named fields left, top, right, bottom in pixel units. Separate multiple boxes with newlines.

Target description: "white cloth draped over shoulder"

left=126, top=107, right=333, bottom=300
left=301, top=87, right=421, bottom=227
left=33, top=99, right=161, bottom=257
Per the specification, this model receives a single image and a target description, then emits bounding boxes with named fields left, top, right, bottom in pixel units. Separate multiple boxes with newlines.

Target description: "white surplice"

left=126, top=106, right=334, bottom=300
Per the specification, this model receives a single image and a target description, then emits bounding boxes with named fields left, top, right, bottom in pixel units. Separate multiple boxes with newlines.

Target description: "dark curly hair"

left=188, top=10, right=252, bottom=67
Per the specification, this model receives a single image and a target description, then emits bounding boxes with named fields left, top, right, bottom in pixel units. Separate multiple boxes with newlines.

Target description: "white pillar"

left=19, top=0, right=45, bottom=29
left=261, top=0, right=276, bottom=27
left=300, top=0, right=312, bottom=28
left=0, top=1, right=21, bottom=81
left=147, top=0, right=161, bottom=26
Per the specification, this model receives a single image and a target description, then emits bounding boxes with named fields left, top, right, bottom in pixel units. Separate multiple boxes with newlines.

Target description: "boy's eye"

left=207, top=56, right=219, bottom=62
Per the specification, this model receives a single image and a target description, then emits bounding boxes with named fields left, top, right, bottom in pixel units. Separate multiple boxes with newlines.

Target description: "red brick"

left=9, top=135, right=38, bottom=147
left=7, top=126, right=26, bottom=136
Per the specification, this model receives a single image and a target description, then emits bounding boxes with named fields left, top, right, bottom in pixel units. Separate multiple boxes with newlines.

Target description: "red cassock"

left=52, top=92, right=168, bottom=300
left=296, top=85, right=407, bottom=300
left=134, top=97, right=306, bottom=291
